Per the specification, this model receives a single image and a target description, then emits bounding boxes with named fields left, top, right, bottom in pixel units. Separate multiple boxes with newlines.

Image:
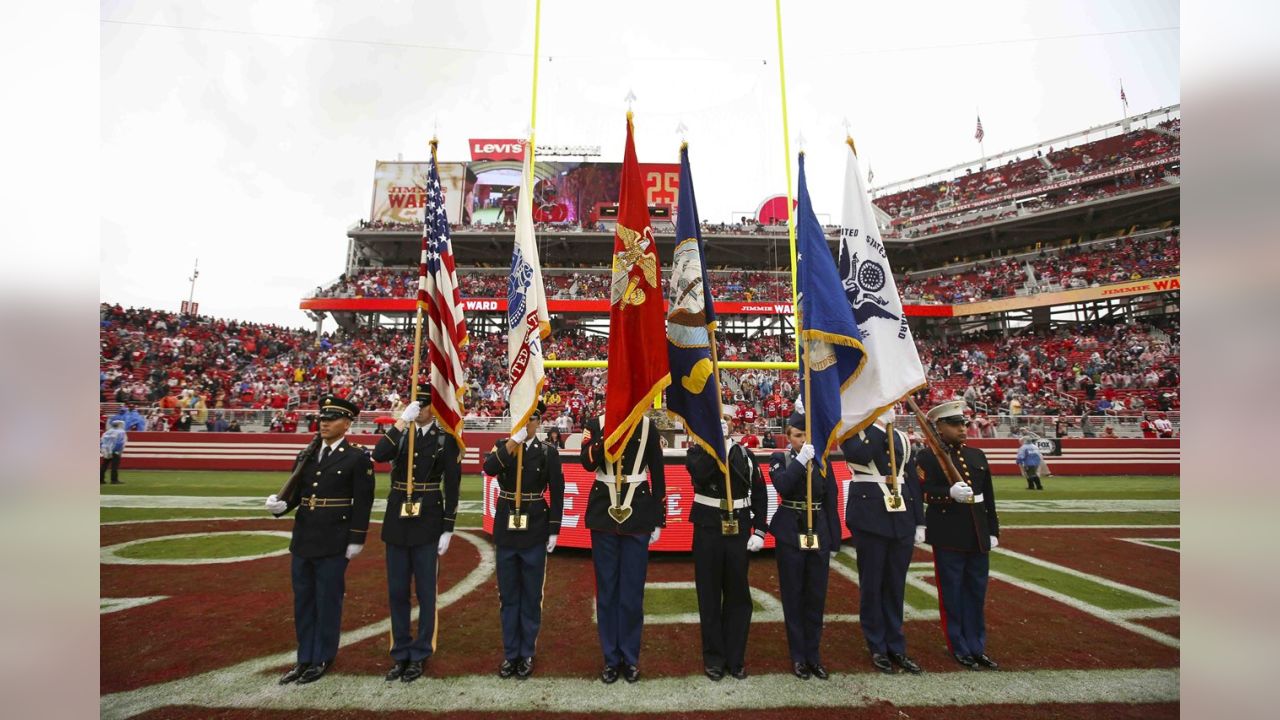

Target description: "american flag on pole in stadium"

left=974, top=114, right=985, bottom=142
left=419, top=148, right=468, bottom=447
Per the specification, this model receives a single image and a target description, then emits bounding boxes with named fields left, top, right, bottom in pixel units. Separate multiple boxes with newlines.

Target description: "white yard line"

left=100, top=531, right=293, bottom=565
left=1119, top=538, right=1181, bottom=553
left=102, top=667, right=1177, bottom=717
left=992, top=547, right=1179, bottom=609
left=100, top=495, right=482, bottom=513
left=101, top=596, right=168, bottom=615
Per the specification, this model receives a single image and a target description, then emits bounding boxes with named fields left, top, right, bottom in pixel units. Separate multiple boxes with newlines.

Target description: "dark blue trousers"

left=386, top=542, right=439, bottom=662
left=496, top=543, right=549, bottom=660
left=932, top=547, right=989, bottom=657
left=775, top=542, right=830, bottom=665
left=854, top=532, right=914, bottom=655
left=692, top=524, right=753, bottom=669
left=290, top=553, right=348, bottom=665
left=591, top=531, right=649, bottom=667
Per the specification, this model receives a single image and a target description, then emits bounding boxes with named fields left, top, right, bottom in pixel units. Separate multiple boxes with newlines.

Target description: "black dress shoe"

left=296, top=661, right=330, bottom=684
left=498, top=659, right=516, bottom=679
left=385, top=660, right=410, bottom=681
left=601, top=665, right=620, bottom=684
left=400, top=660, right=424, bottom=683
left=809, top=663, right=830, bottom=680
left=973, top=653, right=999, bottom=670
left=953, top=652, right=980, bottom=670
left=704, top=665, right=725, bottom=681
left=792, top=662, right=811, bottom=679
left=278, top=663, right=309, bottom=685
left=889, top=652, right=922, bottom=675
left=870, top=653, right=895, bottom=674
left=516, top=657, right=533, bottom=679
left=729, top=665, right=747, bottom=680
left=622, top=664, right=640, bottom=683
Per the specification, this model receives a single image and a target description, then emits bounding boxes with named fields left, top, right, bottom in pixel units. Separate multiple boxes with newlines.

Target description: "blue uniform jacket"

left=767, top=448, right=842, bottom=551
left=840, top=425, right=924, bottom=540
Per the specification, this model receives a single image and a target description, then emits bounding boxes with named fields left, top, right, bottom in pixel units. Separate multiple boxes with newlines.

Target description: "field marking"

left=102, top=529, right=496, bottom=720
left=992, top=547, right=1180, bottom=609
left=1120, top=538, right=1181, bottom=553
left=997, top=499, right=1179, bottom=513
left=102, top=667, right=1177, bottom=716
left=100, top=531, right=293, bottom=566
left=1002, top=525, right=1180, bottom=530
left=101, top=596, right=168, bottom=615
left=1114, top=607, right=1181, bottom=620
left=914, top=544, right=1179, bottom=649
left=597, top=580, right=855, bottom=626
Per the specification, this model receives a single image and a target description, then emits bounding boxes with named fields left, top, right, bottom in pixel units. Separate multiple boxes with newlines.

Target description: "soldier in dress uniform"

left=768, top=412, right=840, bottom=680
left=482, top=400, right=564, bottom=680
left=840, top=407, right=925, bottom=675
left=370, top=391, right=462, bottom=683
left=686, top=412, right=769, bottom=681
left=265, top=395, right=374, bottom=685
left=916, top=399, right=1001, bottom=670
left=580, top=412, right=666, bottom=684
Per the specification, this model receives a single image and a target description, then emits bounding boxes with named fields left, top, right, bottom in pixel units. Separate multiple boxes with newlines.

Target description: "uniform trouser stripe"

left=385, top=543, right=439, bottom=662
left=496, top=543, right=549, bottom=660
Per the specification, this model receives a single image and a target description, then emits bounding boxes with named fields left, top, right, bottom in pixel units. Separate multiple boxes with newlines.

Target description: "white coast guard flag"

left=507, top=141, right=551, bottom=432
left=835, top=141, right=927, bottom=438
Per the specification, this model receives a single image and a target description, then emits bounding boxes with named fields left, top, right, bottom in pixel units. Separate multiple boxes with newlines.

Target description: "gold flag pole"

left=800, top=311, right=818, bottom=550
left=886, top=420, right=903, bottom=510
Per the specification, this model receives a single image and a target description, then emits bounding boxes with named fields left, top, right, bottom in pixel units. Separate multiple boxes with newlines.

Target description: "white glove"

left=949, top=483, right=974, bottom=502
left=400, top=401, right=421, bottom=423
left=345, top=543, right=363, bottom=559
left=795, top=444, right=815, bottom=467
left=793, top=396, right=804, bottom=414
left=437, top=531, right=453, bottom=556
left=265, top=494, right=287, bottom=514
left=747, top=534, right=764, bottom=552
left=511, top=426, right=529, bottom=444
left=914, top=525, right=927, bottom=544
left=649, top=528, right=662, bottom=545
left=878, top=407, right=896, bottom=427
left=989, top=535, right=999, bottom=549
left=546, top=534, right=558, bottom=553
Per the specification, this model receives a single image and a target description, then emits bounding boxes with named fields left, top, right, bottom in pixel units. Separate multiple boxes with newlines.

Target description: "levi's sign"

left=470, top=139, right=603, bottom=161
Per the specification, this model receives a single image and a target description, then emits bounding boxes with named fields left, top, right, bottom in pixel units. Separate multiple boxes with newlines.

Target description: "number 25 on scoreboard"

left=645, top=171, right=679, bottom=206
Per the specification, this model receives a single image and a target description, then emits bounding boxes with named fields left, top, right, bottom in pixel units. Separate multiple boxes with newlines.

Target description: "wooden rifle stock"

left=278, top=433, right=323, bottom=503
left=904, top=397, right=968, bottom=489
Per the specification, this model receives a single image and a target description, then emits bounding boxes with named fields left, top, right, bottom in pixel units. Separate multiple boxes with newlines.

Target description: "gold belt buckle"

left=799, top=532, right=820, bottom=551
left=307, top=495, right=317, bottom=511
left=507, top=510, right=527, bottom=531
left=720, top=517, right=739, bottom=536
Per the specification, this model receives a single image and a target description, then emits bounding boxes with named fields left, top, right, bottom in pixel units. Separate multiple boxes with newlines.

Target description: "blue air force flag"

left=795, top=152, right=866, bottom=477
left=835, top=140, right=926, bottom=435
left=665, top=145, right=727, bottom=470
left=508, top=141, right=551, bottom=432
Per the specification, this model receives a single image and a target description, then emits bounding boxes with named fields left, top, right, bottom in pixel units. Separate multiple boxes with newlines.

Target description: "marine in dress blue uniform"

left=482, top=401, right=565, bottom=680
left=916, top=399, right=1001, bottom=670
left=839, top=409, right=925, bottom=675
left=580, top=414, right=666, bottom=684
left=370, top=394, right=462, bottom=683
left=685, top=422, right=769, bottom=681
left=768, top=412, right=841, bottom=680
left=266, top=396, right=374, bottom=685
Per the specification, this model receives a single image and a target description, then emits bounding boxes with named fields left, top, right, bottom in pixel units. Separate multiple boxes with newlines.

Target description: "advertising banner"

left=370, top=161, right=466, bottom=225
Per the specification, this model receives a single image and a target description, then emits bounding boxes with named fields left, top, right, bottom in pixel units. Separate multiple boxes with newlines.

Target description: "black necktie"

left=320, top=446, right=332, bottom=463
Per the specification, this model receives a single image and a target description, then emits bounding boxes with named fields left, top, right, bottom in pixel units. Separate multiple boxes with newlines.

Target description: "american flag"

left=974, top=114, right=985, bottom=142
left=419, top=154, right=468, bottom=446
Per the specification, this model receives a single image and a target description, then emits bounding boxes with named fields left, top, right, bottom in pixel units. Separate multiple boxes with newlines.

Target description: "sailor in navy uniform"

left=482, top=400, right=564, bottom=680
left=370, top=392, right=462, bottom=683
left=767, top=412, right=841, bottom=680
left=580, top=413, right=666, bottom=685
left=685, top=413, right=769, bottom=681
left=839, top=407, right=925, bottom=675
left=916, top=399, right=1001, bottom=671
left=265, top=395, right=374, bottom=685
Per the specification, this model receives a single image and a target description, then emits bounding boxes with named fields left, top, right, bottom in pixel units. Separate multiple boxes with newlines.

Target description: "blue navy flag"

left=665, top=145, right=727, bottom=471
left=795, top=152, right=866, bottom=477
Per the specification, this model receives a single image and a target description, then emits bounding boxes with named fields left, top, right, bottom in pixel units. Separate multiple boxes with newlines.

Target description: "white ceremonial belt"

left=693, top=494, right=750, bottom=510
left=852, top=475, right=891, bottom=483
left=848, top=463, right=875, bottom=475
left=596, top=472, right=647, bottom=485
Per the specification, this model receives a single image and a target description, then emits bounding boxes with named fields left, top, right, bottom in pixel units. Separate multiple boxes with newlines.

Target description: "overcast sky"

left=100, top=0, right=1179, bottom=328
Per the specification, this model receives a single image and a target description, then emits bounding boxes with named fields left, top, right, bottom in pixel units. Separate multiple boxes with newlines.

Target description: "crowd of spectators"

left=898, top=230, right=1180, bottom=304
left=100, top=302, right=1179, bottom=436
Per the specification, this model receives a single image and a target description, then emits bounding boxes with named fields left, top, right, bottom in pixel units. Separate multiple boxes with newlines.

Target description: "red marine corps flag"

left=604, top=113, right=671, bottom=461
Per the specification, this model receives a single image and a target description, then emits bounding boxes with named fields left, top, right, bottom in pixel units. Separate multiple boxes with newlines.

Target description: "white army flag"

left=835, top=140, right=927, bottom=438
left=507, top=142, right=551, bottom=431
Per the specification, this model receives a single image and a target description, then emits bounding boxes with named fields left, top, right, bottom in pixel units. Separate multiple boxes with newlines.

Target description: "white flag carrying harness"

left=848, top=426, right=912, bottom=510
left=596, top=415, right=651, bottom=515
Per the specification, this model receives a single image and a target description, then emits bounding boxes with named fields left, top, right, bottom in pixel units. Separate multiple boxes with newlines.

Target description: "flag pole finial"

left=625, top=89, right=637, bottom=120
left=676, top=121, right=689, bottom=150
